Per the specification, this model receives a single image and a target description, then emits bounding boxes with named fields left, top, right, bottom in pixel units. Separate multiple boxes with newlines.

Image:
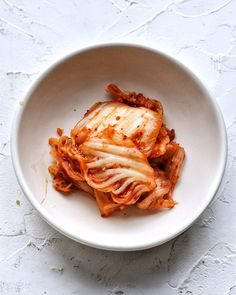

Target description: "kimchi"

left=48, top=84, right=185, bottom=217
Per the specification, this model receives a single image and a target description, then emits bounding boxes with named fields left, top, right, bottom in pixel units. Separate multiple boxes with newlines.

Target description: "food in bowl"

left=48, top=84, right=185, bottom=217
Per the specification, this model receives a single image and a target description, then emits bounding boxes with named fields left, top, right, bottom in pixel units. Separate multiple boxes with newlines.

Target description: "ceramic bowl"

left=11, top=44, right=227, bottom=251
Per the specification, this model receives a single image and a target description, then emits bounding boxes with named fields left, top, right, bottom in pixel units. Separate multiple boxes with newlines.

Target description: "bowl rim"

left=11, top=42, right=227, bottom=251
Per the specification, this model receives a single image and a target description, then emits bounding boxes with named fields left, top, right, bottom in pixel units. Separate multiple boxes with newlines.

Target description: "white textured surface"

left=0, top=0, right=235, bottom=294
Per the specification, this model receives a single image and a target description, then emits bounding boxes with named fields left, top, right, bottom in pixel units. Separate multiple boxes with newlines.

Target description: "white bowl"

left=11, top=44, right=227, bottom=251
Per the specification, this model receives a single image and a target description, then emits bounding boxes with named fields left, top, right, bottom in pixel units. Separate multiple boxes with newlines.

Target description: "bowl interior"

left=14, top=45, right=226, bottom=250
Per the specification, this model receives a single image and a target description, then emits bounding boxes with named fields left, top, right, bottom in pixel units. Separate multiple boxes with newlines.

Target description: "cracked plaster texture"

left=0, top=0, right=236, bottom=294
